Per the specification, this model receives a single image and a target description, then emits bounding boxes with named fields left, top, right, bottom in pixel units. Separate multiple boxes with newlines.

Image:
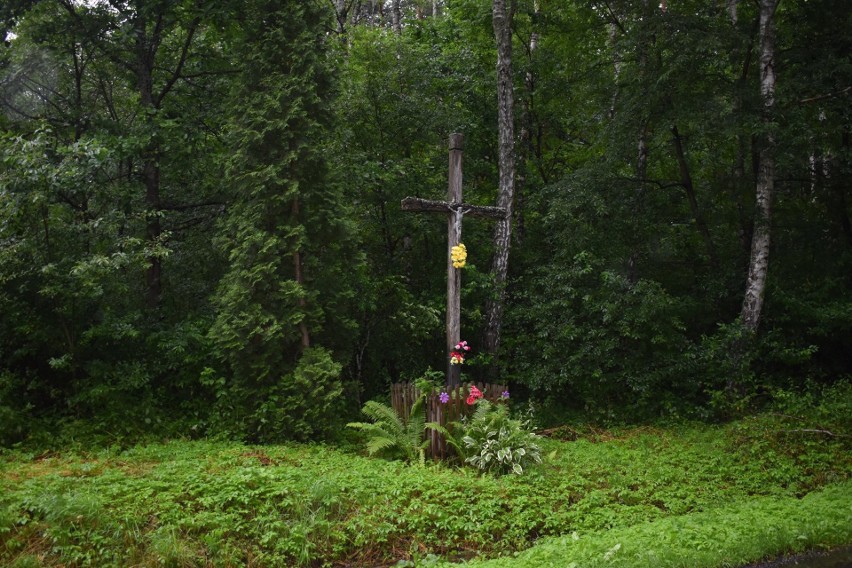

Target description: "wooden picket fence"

left=390, top=382, right=507, bottom=460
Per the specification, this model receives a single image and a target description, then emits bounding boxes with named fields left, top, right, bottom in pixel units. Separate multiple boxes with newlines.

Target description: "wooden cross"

left=401, top=133, right=507, bottom=388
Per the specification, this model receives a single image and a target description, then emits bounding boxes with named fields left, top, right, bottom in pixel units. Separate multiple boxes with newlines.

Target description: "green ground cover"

left=443, top=484, right=852, bottom=568
left=1, top=413, right=849, bottom=567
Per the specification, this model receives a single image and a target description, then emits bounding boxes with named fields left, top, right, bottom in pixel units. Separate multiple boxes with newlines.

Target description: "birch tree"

left=483, top=0, right=516, bottom=364
left=391, top=0, right=402, bottom=33
left=740, top=0, right=780, bottom=332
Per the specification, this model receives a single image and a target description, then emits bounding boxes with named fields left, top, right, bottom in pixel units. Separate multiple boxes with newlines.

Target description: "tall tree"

left=208, top=0, right=351, bottom=441
left=514, top=0, right=539, bottom=244
left=61, top=0, right=209, bottom=310
left=391, top=0, right=402, bottom=33
left=740, top=0, right=779, bottom=332
left=0, top=0, right=229, bottom=436
left=483, top=0, right=515, bottom=365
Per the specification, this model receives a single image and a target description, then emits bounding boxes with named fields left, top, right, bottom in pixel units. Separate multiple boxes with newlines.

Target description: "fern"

left=406, top=397, right=428, bottom=464
left=347, top=397, right=429, bottom=464
left=424, top=421, right=470, bottom=462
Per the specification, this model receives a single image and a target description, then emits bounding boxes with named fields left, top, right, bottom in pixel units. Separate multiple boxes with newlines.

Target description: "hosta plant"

left=462, top=400, right=542, bottom=475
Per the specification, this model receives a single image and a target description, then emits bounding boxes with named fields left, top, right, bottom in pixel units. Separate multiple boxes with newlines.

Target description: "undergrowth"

left=442, top=482, right=852, bottom=567
left=0, top=411, right=849, bottom=567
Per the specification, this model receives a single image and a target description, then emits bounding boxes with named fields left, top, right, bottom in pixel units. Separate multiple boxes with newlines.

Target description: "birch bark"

left=482, top=0, right=516, bottom=362
left=740, top=0, right=779, bottom=332
left=391, top=0, right=402, bottom=34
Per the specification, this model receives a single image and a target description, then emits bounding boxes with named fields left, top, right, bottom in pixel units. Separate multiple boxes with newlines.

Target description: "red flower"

left=469, top=385, right=483, bottom=400
left=466, top=395, right=477, bottom=405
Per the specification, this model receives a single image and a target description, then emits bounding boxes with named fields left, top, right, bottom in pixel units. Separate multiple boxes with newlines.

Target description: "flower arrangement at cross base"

left=436, top=384, right=510, bottom=406
left=428, top=390, right=538, bottom=476
left=466, top=384, right=483, bottom=405
left=449, top=340, right=470, bottom=365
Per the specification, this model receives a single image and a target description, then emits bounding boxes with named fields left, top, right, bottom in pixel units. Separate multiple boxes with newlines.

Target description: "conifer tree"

left=209, top=0, right=352, bottom=441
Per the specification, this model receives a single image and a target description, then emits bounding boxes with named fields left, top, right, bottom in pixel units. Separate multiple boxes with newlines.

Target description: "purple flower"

left=439, top=392, right=450, bottom=404
left=501, top=391, right=510, bottom=399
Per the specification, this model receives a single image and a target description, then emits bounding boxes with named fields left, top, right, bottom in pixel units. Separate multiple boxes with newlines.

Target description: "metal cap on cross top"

left=401, top=133, right=507, bottom=388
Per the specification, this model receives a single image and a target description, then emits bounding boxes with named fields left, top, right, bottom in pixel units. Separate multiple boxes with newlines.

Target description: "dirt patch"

left=742, top=546, right=852, bottom=568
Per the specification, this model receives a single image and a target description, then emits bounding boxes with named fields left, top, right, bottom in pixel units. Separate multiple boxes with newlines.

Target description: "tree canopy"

left=1, top=0, right=849, bottom=443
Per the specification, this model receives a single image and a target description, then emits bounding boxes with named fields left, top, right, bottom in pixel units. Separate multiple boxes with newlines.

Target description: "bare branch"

left=784, top=428, right=846, bottom=437
left=799, top=86, right=851, bottom=105
left=156, top=17, right=201, bottom=107
left=600, top=1, right=627, bottom=35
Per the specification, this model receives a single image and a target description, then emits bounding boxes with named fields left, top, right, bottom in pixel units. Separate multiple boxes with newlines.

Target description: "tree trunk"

left=391, top=0, right=401, bottom=34
left=515, top=0, right=539, bottom=245
left=727, top=0, right=738, bottom=24
left=608, top=15, right=622, bottom=120
left=626, top=0, right=654, bottom=286
left=740, top=0, right=779, bottom=332
left=333, top=0, right=349, bottom=42
left=134, top=7, right=163, bottom=310
left=838, top=129, right=852, bottom=249
left=483, top=0, right=515, bottom=364
left=733, top=15, right=758, bottom=259
left=143, top=158, right=162, bottom=309
left=671, top=124, right=719, bottom=268
left=291, top=198, right=311, bottom=350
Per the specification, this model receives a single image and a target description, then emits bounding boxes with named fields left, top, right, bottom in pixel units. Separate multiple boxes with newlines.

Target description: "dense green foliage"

left=2, top=2, right=849, bottom=564
left=1, top=0, right=850, bottom=442
left=347, top=397, right=429, bottom=463
left=447, top=485, right=852, bottom=568
left=1, top=411, right=849, bottom=566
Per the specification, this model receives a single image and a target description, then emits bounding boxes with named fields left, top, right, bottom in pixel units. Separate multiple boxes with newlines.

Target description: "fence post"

left=390, top=382, right=509, bottom=460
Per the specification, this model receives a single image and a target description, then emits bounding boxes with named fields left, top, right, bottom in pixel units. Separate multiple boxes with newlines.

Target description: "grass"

left=440, top=483, right=852, bottom=567
left=0, top=412, right=849, bottom=567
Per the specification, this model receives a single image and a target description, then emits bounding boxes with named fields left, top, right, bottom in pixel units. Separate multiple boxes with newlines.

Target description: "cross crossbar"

left=401, top=133, right=507, bottom=388
left=401, top=197, right=506, bottom=220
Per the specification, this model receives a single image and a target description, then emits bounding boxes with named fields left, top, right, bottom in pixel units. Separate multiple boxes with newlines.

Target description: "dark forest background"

left=1, top=0, right=850, bottom=445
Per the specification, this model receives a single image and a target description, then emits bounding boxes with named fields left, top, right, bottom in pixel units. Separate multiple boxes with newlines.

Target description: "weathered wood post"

left=401, top=134, right=507, bottom=389
left=446, top=133, right=463, bottom=388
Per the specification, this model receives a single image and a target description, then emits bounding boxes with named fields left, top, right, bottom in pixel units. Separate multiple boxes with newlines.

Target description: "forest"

left=1, top=0, right=851, bottom=566
left=1, top=0, right=850, bottom=443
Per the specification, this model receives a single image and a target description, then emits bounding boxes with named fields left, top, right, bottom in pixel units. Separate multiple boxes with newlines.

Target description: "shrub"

left=461, top=400, right=542, bottom=476
left=208, top=346, right=344, bottom=442
left=0, top=372, right=29, bottom=446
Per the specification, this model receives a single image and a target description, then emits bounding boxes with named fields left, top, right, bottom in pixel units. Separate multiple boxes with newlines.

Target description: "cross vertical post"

left=446, top=133, right=463, bottom=388
left=401, top=133, right=507, bottom=389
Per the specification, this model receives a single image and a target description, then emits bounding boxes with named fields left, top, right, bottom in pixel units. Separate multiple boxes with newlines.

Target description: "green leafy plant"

left=461, top=400, right=542, bottom=476
left=1, top=411, right=850, bottom=567
left=424, top=419, right=471, bottom=463
left=347, top=396, right=429, bottom=465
